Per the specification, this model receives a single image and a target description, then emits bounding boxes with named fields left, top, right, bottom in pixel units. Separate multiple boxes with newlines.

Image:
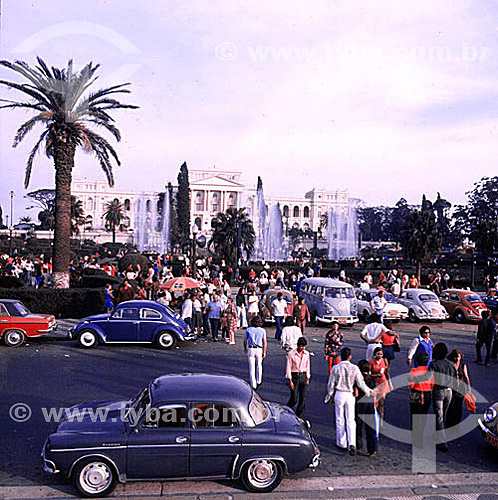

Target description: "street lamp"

left=9, top=191, right=14, bottom=255
left=191, top=223, right=199, bottom=278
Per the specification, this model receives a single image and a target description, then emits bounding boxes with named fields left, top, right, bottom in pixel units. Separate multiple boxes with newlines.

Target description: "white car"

left=397, top=288, right=449, bottom=322
left=355, top=289, right=409, bottom=322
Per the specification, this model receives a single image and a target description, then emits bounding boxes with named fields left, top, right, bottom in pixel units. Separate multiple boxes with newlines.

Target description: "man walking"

left=206, top=294, right=222, bottom=341
left=430, top=342, right=456, bottom=452
left=370, top=290, right=387, bottom=323
left=244, top=316, right=267, bottom=389
left=286, top=337, right=310, bottom=418
left=476, top=310, right=496, bottom=366
left=273, top=292, right=287, bottom=340
left=325, top=347, right=374, bottom=455
left=360, top=314, right=392, bottom=360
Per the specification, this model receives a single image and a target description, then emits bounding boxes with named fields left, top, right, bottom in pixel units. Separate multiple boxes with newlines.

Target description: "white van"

left=299, top=278, right=359, bottom=325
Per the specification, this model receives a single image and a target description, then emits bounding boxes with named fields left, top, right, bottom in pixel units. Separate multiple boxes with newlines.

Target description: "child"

left=356, top=360, right=379, bottom=456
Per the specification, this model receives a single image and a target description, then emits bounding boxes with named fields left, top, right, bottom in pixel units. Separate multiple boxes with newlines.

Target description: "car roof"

left=441, top=289, right=478, bottom=295
left=0, top=299, right=21, bottom=304
left=150, top=373, right=253, bottom=406
left=303, top=277, right=353, bottom=287
left=117, top=300, right=164, bottom=310
left=402, top=289, right=435, bottom=295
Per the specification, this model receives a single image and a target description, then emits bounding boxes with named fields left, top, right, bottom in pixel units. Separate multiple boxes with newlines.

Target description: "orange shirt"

left=409, top=366, right=434, bottom=392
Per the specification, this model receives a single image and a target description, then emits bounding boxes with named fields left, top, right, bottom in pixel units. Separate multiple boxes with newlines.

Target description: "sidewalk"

left=1, top=473, right=497, bottom=500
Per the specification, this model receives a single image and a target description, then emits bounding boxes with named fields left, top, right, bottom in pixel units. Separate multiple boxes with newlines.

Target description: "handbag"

left=409, top=390, right=424, bottom=405
left=464, top=392, right=476, bottom=413
left=393, top=335, right=401, bottom=352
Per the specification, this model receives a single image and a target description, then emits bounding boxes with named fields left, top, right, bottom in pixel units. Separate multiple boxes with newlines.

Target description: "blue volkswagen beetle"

left=42, top=374, right=320, bottom=497
left=68, top=300, right=194, bottom=350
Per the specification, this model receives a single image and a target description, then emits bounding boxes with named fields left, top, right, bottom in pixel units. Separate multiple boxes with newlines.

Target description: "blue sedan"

left=69, top=300, right=194, bottom=349
left=42, top=374, right=320, bottom=497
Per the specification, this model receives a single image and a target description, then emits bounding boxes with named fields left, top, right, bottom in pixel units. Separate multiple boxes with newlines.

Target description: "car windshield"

left=5, top=302, right=30, bottom=317
left=248, top=392, right=269, bottom=426
left=324, top=287, right=354, bottom=299
left=269, top=294, right=292, bottom=304
left=419, top=294, right=438, bottom=302
left=465, top=295, right=482, bottom=303
left=127, top=388, right=150, bottom=426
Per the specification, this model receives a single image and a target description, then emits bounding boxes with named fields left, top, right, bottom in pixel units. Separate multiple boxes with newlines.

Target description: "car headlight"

left=484, top=407, right=497, bottom=423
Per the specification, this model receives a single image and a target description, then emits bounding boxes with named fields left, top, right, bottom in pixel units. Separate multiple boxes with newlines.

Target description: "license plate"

left=388, top=311, right=399, bottom=316
left=486, top=432, right=498, bottom=448
left=431, top=309, right=439, bottom=314
left=338, top=318, right=347, bottom=325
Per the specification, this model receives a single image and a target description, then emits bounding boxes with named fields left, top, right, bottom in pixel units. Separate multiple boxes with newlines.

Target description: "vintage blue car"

left=482, top=289, right=498, bottom=315
left=68, top=300, right=194, bottom=349
left=42, top=374, right=320, bottom=497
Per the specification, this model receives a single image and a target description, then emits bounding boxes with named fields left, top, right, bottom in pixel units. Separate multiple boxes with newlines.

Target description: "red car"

left=0, top=299, right=57, bottom=347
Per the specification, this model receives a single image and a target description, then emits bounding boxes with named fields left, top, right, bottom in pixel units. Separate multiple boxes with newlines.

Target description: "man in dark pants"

left=356, top=360, right=378, bottom=456
left=477, top=310, right=496, bottom=366
left=285, top=337, right=310, bottom=418
left=430, top=342, right=456, bottom=452
left=206, top=294, right=222, bottom=341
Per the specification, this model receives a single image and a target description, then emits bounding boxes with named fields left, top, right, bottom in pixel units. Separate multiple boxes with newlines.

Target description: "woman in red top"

left=369, top=347, right=392, bottom=425
left=381, top=320, right=398, bottom=362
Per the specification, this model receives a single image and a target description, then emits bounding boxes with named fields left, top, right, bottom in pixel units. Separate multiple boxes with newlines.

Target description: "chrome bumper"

left=318, top=315, right=359, bottom=325
left=41, top=441, right=59, bottom=474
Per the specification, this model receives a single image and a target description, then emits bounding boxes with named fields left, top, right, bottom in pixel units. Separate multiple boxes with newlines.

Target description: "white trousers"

left=247, top=348, right=263, bottom=389
left=334, top=391, right=356, bottom=448
left=237, top=305, right=248, bottom=328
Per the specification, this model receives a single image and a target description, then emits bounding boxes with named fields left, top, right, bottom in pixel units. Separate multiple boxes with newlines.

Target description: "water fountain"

left=133, top=192, right=170, bottom=253
left=254, top=177, right=268, bottom=259
left=327, top=202, right=358, bottom=260
left=265, top=204, right=285, bottom=261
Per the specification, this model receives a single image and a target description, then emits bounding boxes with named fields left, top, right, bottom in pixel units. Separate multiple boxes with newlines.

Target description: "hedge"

left=0, top=288, right=105, bottom=319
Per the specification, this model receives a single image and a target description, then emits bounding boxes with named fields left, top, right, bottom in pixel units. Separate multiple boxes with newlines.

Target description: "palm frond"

left=13, top=113, right=49, bottom=147
left=24, top=129, right=48, bottom=188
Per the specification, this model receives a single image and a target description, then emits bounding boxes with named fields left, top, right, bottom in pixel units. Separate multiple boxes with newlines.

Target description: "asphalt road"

left=0, top=318, right=497, bottom=491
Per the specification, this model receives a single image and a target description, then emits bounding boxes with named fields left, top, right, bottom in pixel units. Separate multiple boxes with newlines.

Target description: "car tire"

left=156, top=331, right=177, bottom=350
left=240, top=458, right=284, bottom=493
left=454, top=310, right=465, bottom=323
left=3, top=329, right=25, bottom=347
left=362, top=310, right=370, bottom=322
left=408, top=310, right=418, bottom=323
left=72, top=457, right=117, bottom=498
left=78, top=329, right=99, bottom=349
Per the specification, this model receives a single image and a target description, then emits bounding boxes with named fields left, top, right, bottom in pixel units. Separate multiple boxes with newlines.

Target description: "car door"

left=126, top=404, right=189, bottom=479
left=189, top=402, right=242, bottom=478
left=137, top=307, right=163, bottom=342
left=0, top=303, right=11, bottom=336
left=107, top=307, right=139, bottom=341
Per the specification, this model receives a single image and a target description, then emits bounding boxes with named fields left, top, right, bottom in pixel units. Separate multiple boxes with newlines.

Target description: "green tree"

left=103, top=198, right=125, bottom=243
left=70, top=196, right=86, bottom=236
left=167, top=182, right=180, bottom=249
left=357, top=206, right=392, bottom=241
left=0, top=58, right=137, bottom=287
left=209, top=208, right=255, bottom=269
left=400, top=195, right=442, bottom=283
left=390, top=198, right=411, bottom=248
left=460, top=177, right=498, bottom=256
left=175, top=162, right=190, bottom=251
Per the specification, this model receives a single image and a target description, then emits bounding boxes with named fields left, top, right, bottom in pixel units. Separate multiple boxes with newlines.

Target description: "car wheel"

left=454, top=310, right=465, bottom=323
left=78, top=329, right=99, bottom=349
left=3, top=329, right=25, bottom=347
left=241, top=459, right=284, bottom=493
left=409, top=310, right=418, bottom=323
left=362, top=310, right=370, bottom=322
left=156, top=331, right=177, bottom=350
left=72, top=457, right=117, bottom=498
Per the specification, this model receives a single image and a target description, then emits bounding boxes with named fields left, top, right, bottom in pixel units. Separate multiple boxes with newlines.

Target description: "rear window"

left=5, top=302, right=29, bottom=317
left=465, top=295, right=482, bottom=303
left=419, top=294, right=438, bottom=302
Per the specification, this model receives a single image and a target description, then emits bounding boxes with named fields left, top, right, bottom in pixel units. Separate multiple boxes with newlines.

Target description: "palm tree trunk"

left=52, top=145, right=75, bottom=288
left=112, top=226, right=116, bottom=244
left=416, top=260, right=422, bottom=286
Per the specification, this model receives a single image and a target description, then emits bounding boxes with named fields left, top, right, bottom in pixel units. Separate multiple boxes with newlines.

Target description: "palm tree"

left=209, top=207, right=255, bottom=269
left=103, top=198, right=125, bottom=243
left=71, top=197, right=86, bottom=236
left=0, top=58, right=137, bottom=287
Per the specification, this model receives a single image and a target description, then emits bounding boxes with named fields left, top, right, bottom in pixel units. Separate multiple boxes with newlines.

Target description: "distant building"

left=70, top=169, right=350, bottom=244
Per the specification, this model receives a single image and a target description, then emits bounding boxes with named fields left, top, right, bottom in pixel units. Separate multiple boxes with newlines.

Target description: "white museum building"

left=70, top=168, right=350, bottom=244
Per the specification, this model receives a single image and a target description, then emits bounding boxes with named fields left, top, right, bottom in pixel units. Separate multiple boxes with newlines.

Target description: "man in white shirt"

left=281, top=316, right=303, bottom=352
left=272, top=292, right=288, bottom=341
left=325, top=347, right=374, bottom=455
left=181, top=293, right=193, bottom=330
left=370, top=290, right=387, bottom=323
left=360, top=314, right=392, bottom=359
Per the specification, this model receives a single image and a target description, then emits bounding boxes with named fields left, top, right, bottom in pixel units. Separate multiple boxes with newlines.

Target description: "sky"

left=1, top=0, right=498, bottom=223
